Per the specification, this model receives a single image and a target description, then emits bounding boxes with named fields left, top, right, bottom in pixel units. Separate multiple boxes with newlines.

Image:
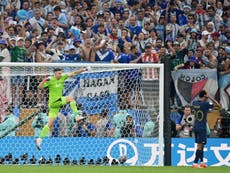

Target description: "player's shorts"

left=194, top=129, right=207, bottom=144
left=48, top=97, right=67, bottom=118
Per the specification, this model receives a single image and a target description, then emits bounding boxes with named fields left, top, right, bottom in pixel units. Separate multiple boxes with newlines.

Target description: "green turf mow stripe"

left=0, top=166, right=229, bottom=173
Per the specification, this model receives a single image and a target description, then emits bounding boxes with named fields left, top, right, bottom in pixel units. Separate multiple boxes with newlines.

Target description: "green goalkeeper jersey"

left=43, top=74, right=68, bottom=104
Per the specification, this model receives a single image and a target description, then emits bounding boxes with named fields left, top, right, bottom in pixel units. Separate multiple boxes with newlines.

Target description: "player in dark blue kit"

left=192, top=90, right=221, bottom=168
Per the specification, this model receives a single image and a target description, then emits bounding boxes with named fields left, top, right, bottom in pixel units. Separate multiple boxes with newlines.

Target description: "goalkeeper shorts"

left=48, top=97, right=67, bottom=118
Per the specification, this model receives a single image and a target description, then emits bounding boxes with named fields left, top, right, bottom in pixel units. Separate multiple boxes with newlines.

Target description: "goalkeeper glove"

left=42, top=77, right=51, bottom=83
left=82, top=66, right=91, bottom=72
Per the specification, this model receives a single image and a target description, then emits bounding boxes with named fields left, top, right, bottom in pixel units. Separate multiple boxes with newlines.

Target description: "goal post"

left=0, top=62, right=164, bottom=166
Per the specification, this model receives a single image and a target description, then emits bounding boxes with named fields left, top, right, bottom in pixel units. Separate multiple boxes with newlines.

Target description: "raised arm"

left=67, top=67, right=90, bottom=77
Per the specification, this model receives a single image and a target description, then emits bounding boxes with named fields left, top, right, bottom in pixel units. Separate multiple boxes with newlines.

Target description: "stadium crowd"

left=0, top=0, right=229, bottom=137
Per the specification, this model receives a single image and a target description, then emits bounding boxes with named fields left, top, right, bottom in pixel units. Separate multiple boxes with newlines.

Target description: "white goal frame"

left=0, top=62, right=164, bottom=166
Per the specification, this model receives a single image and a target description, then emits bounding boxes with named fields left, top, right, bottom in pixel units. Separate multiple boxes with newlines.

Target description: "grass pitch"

left=0, top=166, right=229, bottom=173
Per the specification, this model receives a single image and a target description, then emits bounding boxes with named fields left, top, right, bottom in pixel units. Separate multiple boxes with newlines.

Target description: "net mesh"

left=0, top=63, right=163, bottom=166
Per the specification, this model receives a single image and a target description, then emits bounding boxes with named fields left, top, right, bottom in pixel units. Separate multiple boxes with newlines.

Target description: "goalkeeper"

left=35, top=67, right=89, bottom=150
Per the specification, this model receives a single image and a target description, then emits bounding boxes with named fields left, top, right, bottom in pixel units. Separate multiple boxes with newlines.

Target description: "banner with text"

left=171, top=69, right=218, bottom=106
left=63, top=71, right=118, bottom=115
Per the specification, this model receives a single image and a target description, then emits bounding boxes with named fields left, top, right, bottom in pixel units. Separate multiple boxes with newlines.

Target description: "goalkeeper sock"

left=40, top=125, right=50, bottom=139
left=70, top=101, right=78, bottom=117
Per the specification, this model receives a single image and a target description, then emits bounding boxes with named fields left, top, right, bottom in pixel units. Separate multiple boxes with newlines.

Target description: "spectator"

left=29, top=8, right=47, bottom=35
left=154, top=38, right=163, bottom=52
left=108, top=27, right=121, bottom=51
left=72, top=38, right=82, bottom=54
left=0, top=105, right=18, bottom=137
left=113, top=106, right=131, bottom=138
left=198, top=31, right=210, bottom=49
left=155, top=15, right=166, bottom=41
left=132, top=43, right=160, bottom=63
left=196, top=47, right=206, bottom=68
left=202, top=48, right=218, bottom=69
left=133, top=32, right=147, bottom=53
left=63, top=45, right=82, bottom=62
left=120, top=114, right=135, bottom=137
left=0, top=39, right=10, bottom=62
left=95, top=109, right=112, bottom=137
left=53, top=6, right=68, bottom=29
left=11, top=37, right=26, bottom=62
left=187, top=28, right=199, bottom=51
left=127, top=15, right=142, bottom=37
left=15, top=0, right=33, bottom=24
left=218, top=47, right=230, bottom=109
left=211, top=31, right=221, bottom=49
left=206, top=6, right=222, bottom=30
left=165, top=13, right=179, bottom=42
left=206, top=41, right=218, bottom=57
left=93, top=23, right=107, bottom=41
left=174, top=56, right=200, bottom=70
left=50, top=17, right=64, bottom=36
left=195, top=3, right=208, bottom=30
left=169, top=41, right=187, bottom=69
left=79, top=37, right=95, bottom=62
left=35, top=41, right=53, bottom=62
left=95, top=39, right=115, bottom=63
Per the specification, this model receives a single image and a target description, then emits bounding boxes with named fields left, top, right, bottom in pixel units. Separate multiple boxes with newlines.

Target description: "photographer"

left=120, top=115, right=135, bottom=138
left=176, top=105, right=195, bottom=138
left=32, top=106, right=48, bottom=138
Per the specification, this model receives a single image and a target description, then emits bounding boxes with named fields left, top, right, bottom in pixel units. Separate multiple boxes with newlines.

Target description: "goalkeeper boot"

left=35, top=138, right=42, bottom=150
left=200, top=162, right=207, bottom=168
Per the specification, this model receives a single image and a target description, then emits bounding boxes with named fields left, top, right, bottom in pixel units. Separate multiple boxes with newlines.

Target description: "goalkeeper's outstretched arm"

left=67, top=67, right=90, bottom=77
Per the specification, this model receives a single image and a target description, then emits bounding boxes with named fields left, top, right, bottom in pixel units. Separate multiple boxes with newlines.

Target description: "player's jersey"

left=192, top=100, right=213, bottom=130
left=43, top=74, right=68, bottom=104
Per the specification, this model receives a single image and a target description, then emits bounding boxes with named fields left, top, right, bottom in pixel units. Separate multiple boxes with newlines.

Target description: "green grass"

left=0, top=166, right=229, bottom=173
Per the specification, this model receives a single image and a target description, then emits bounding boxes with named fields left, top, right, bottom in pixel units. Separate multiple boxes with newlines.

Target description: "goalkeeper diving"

left=35, top=67, right=90, bottom=150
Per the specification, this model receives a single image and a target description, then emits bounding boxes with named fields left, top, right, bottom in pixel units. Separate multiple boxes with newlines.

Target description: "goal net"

left=0, top=63, right=164, bottom=166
